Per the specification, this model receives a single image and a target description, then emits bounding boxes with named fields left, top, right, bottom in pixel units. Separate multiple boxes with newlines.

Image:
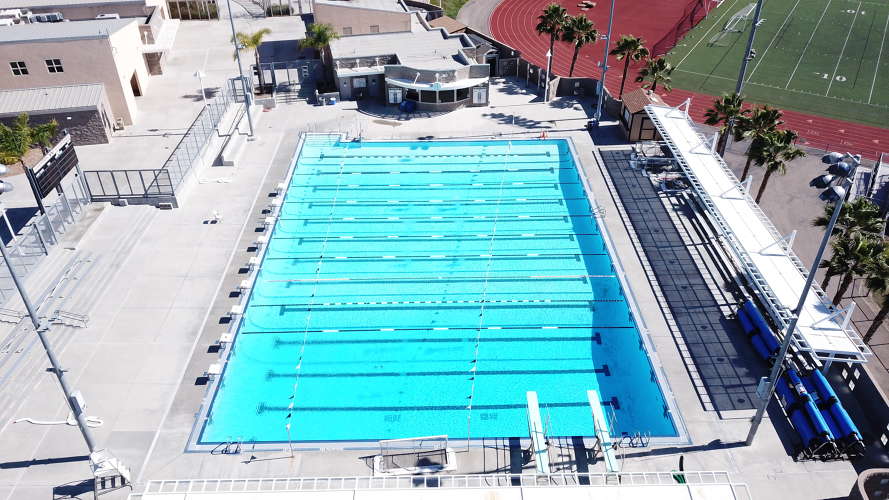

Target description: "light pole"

left=745, top=152, right=859, bottom=446
left=0, top=235, right=129, bottom=463
left=194, top=70, right=207, bottom=106
left=225, top=0, right=255, bottom=137
left=593, top=0, right=615, bottom=123
left=720, top=0, right=763, bottom=154
left=543, top=49, right=552, bottom=102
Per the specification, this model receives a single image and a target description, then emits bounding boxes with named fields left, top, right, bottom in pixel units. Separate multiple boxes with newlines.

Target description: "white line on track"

left=747, top=0, right=801, bottom=81
left=826, top=2, right=862, bottom=95
left=869, top=11, right=889, bottom=103
left=675, top=0, right=743, bottom=69
left=785, top=0, right=833, bottom=88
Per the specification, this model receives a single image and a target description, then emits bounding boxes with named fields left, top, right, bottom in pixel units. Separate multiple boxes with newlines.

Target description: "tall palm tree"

left=813, top=197, right=884, bottom=240
left=864, top=249, right=889, bottom=342
left=300, top=23, right=340, bottom=64
left=819, top=236, right=882, bottom=305
left=234, top=28, right=272, bottom=82
left=733, top=106, right=783, bottom=181
left=752, top=129, right=806, bottom=203
left=635, top=57, right=673, bottom=94
left=561, top=15, right=598, bottom=77
left=703, top=92, right=746, bottom=158
left=536, top=4, right=569, bottom=81
left=610, top=35, right=649, bottom=98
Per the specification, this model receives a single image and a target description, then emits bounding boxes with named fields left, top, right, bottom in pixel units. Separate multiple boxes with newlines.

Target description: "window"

left=10, top=61, right=27, bottom=76
left=342, top=26, right=352, bottom=35
left=370, top=24, right=379, bottom=33
left=45, top=58, right=63, bottom=73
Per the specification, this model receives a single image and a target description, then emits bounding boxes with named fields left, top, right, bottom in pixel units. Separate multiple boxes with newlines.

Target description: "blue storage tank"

left=787, top=369, right=835, bottom=441
left=808, top=370, right=862, bottom=443
left=776, top=375, right=820, bottom=449
left=737, top=308, right=756, bottom=335
left=742, top=301, right=773, bottom=338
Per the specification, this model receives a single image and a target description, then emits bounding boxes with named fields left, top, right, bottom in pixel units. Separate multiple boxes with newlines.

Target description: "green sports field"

left=667, top=0, right=889, bottom=127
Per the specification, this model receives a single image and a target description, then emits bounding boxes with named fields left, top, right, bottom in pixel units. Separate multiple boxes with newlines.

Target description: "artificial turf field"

left=667, top=0, right=889, bottom=127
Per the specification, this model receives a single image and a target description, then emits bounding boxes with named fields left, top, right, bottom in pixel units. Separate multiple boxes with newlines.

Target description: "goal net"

left=709, top=3, right=756, bottom=46
left=373, top=435, right=456, bottom=476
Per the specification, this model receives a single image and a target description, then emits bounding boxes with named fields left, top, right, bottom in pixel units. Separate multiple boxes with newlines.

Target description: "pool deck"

left=0, top=22, right=861, bottom=500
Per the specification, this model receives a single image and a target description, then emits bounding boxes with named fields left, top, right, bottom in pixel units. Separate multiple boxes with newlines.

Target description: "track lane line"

left=785, top=0, right=832, bottom=88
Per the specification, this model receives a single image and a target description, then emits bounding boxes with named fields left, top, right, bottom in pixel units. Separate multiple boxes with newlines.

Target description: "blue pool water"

left=198, top=136, right=678, bottom=444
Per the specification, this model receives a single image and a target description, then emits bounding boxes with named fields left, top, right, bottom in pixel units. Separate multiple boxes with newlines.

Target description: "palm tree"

left=536, top=4, right=569, bottom=80
left=703, top=92, right=746, bottom=158
left=864, top=249, right=889, bottom=343
left=635, top=57, right=673, bottom=93
left=733, top=106, right=783, bottom=181
left=301, top=23, right=340, bottom=64
left=819, top=236, right=882, bottom=305
left=0, top=113, right=59, bottom=165
left=561, top=15, right=598, bottom=77
left=610, top=35, right=649, bottom=98
left=813, top=197, right=884, bottom=240
left=752, top=129, right=806, bottom=203
left=234, top=28, right=272, bottom=86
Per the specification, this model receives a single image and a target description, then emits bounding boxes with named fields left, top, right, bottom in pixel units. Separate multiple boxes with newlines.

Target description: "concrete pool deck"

left=0, top=21, right=861, bottom=498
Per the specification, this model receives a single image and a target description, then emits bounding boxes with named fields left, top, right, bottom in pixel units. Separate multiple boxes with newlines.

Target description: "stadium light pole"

left=734, top=0, right=764, bottom=94
left=745, top=153, right=859, bottom=446
left=225, top=0, right=255, bottom=137
left=593, top=0, right=615, bottom=122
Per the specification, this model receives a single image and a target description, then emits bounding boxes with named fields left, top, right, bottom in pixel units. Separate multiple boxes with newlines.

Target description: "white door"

left=472, top=86, right=487, bottom=104
left=388, top=88, right=403, bottom=104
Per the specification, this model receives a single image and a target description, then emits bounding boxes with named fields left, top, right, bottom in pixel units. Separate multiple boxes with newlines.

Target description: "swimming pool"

left=197, top=136, right=679, bottom=445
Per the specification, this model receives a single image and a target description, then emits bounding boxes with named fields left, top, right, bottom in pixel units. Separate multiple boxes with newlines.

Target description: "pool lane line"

left=246, top=298, right=627, bottom=308
left=275, top=213, right=605, bottom=221
left=289, top=167, right=576, bottom=176
left=264, top=274, right=617, bottom=283
left=271, top=232, right=602, bottom=240
left=285, top=196, right=590, bottom=203
left=283, top=158, right=348, bottom=444
left=262, top=252, right=608, bottom=261
left=288, top=180, right=580, bottom=188
left=240, top=325, right=636, bottom=335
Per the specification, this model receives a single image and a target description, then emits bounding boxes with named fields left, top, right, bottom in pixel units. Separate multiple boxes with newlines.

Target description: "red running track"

left=490, top=0, right=888, bottom=160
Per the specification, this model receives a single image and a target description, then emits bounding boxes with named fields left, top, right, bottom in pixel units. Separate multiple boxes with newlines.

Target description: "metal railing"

left=133, top=471, right=749, bottom=498
left=0, top=175, right=91, bottom=304
left=163, top=80, right=242, bottom=189
left=84, top=169, right=174, bottom=201
left=82, top=77, right=243, bottom=204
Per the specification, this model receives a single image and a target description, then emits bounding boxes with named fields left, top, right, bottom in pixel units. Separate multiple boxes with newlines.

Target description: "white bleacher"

left=646, top=102, right=870, bottom=365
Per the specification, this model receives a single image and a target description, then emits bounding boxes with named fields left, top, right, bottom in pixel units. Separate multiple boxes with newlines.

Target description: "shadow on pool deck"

left=598, top=148, right=764, bottom=413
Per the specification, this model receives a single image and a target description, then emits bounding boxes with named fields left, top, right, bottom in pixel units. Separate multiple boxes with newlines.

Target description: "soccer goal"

left=708, top=2, right=755, bottom=46
left=372, top=435, right=457, bottom=476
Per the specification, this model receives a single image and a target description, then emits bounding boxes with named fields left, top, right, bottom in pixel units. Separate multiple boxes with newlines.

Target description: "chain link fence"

left=0, top=175, right=91, bottom=304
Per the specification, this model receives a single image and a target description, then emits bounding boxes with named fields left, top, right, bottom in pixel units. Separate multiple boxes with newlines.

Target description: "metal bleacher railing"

left=131, top=472, right=750, bottom=499
left=82, top=78, right=243, bottom=204
left=0, top=174, right=91, bottom=304
left=645, top=102, right=870, bottom=361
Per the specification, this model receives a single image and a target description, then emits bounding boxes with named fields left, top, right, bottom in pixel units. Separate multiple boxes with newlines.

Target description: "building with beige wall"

left=0, top=17, right=169, bottom=126
left=313, top=0, right=412, bottom=36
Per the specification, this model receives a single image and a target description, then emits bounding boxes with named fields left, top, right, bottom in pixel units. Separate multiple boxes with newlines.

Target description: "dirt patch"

left=2, top=148, right=44, bottom=177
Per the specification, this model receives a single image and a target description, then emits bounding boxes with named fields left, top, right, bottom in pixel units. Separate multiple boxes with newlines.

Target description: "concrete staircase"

left=230, top=0, right=266, bottom=18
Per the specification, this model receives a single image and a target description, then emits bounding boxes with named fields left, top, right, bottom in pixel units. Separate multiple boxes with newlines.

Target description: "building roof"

left=330, top=29, right=471, bottom=70
left=621, top=87, right=665, bottom=114
left=313, top=0, right=406, bottom=13
left=428, top=15, right=466, bottom=34
left=0, top=17, right=136, bottom=43
left=0, top=0, right=143, bottom=9
left=0, top=83, right=104, bottom=116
